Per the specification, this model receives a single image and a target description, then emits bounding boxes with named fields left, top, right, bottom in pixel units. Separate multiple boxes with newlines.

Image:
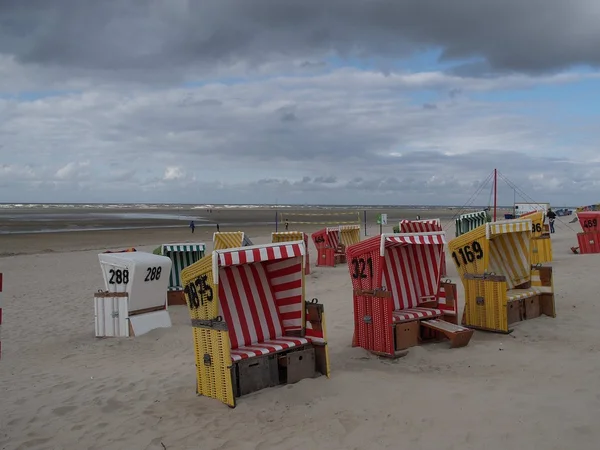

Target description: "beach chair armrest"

left=418, top=300, right=438, bottom=309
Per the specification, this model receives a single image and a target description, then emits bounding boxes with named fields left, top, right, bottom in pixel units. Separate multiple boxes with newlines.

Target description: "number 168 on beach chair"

left=181, top=241, right=330, bottom=407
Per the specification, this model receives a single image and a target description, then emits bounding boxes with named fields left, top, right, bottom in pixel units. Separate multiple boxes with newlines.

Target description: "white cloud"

left=163, top=166, right=185, bottom=181
left=54, top=161, right=90, bottom=180
left=0, top=67, right=598, bottom=205
left=0, top=163, right=36, bottom=180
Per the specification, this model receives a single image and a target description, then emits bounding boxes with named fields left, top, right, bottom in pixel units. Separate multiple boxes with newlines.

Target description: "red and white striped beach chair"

left=346, top=232, right=472, bottom=358
left=399, top=219, right=447, bottom=277
left=312, top=227, right=346, bottom=267
left=181, top=241, right=330, bottom=407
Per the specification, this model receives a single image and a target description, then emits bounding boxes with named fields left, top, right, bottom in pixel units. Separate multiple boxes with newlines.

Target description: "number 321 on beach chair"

left=181, top=241, right=330, bottom=407
left=346, top=232, right=473, bottom=358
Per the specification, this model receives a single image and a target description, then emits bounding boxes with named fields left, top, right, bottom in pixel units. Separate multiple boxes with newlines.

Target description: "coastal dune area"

left=1, top=208, right=599, bottom=450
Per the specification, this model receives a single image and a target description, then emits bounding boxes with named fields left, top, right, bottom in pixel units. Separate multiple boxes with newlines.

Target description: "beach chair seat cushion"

left=392, top=307, right=443, bottom=323
left=506, top=289, right=538, bottom=302
left=230, top=336, right=310, bottom=362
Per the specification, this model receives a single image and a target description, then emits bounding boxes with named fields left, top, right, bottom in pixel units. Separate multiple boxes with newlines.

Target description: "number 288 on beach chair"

left=181, top=241, right=330, bottom=407
left=346, top=232, right=473, bottom=358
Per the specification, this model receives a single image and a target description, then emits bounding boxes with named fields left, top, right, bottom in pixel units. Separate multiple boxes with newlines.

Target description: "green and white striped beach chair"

left=161, top=243, right=206, bottom=292
left=455, top=211, right=489, bottom=237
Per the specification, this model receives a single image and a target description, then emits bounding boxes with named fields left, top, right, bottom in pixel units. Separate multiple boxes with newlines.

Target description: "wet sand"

left=0, top=207, right=490, bottom=256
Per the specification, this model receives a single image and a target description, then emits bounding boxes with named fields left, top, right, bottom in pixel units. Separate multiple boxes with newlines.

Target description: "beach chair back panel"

left=576, top=231, right=600, bottom=254
left=265, top=256, right=304, bottom=333
left=339, top=225, right=360, bottom=247
left=163, top=244, right=205, bottom=290
left=181, top=254, right=235, bottom=407
left=312, top=228, right=339, bottom=249
left=448, top=225, right=488, bottom=278
left=487, top=222, right=531, bottom=289
left=193, top=327, right=235, bottom=407
left=312, top=229, right=327, bottom=249
left=213, top=232, right=245, bottom=250
left=346, top=236, right=385, bottom=354
left=531, top=237, right=552, bottom=264
left=218, top=262, right=283, bottom=349
left=345, top=236, right=383, bottom=292
left=181, top=254, right=219, bottom=320
left=518, top=211, right=545, bottom=237
left=382, top=237, right=444, bottom=310
left=400, top=219, right=442, bottom=233
left=577, top=211, right=600, bottom=233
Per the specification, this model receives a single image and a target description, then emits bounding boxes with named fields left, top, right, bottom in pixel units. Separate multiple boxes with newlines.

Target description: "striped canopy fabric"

left=485, top=219, right=531, bottom=289
left=161, top=243, right=206, bottom=290
left=347, top=232, right=446, bottom=311
left=272, top=231, right=310, bottom=274
left=338, top=225, right=361, bottom=247
left=213, top=241, right=305, bottom=282
left=486, top=219, right=531, bottom=238
left=399, top=219, right=442, bottom=233
left=399, top=219, right=446, bottom=276
left=163, top=244, right=205, bottom=252
left=213, top=232, right=247, bottom=250
left=214, top=241, right=306, bottom=353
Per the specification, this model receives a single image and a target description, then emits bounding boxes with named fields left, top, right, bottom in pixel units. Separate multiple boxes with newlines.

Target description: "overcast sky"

left=1, top=0, right=600, bottom=205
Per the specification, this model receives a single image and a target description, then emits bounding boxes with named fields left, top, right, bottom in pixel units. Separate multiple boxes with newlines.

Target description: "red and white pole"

left=493, top=168, right=498, bottom=222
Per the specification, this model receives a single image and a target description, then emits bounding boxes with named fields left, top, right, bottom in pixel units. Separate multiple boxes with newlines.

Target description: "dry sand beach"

left=1, top=209, right=598, bottom=450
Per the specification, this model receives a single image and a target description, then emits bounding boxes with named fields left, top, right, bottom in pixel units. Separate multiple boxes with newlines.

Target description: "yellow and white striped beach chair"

left=448, top=219, right=556, bottom=333
left=213, top=231, right=253, bottom=250
left=518, top=210, right=553, bottom=264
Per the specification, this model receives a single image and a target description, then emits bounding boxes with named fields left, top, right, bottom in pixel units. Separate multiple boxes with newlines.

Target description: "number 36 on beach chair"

left=181, top=241, right=330, bottom=407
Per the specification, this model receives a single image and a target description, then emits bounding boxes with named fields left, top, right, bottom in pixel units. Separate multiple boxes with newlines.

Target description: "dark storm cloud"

left=1, top=0, right=599, bottom=77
